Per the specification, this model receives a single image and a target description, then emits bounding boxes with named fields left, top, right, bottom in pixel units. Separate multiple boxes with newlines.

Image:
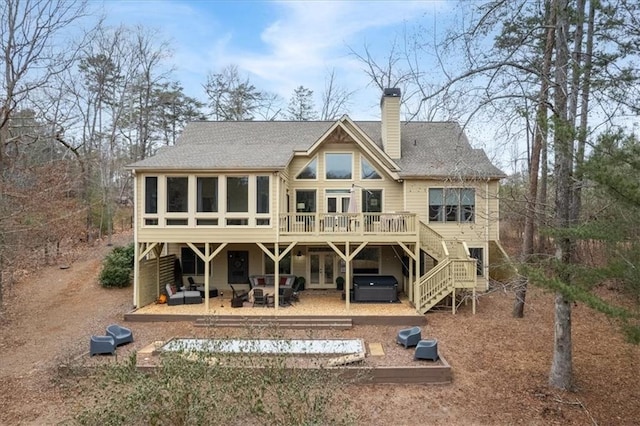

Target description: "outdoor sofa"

left=166, top=284, right=202, bottom=305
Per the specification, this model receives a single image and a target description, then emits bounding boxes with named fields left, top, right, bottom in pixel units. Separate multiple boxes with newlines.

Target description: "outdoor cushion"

left=166, top=283, right=202, bottom=305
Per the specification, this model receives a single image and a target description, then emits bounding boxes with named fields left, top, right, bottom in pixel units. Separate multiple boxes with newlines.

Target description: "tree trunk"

left=549, top=0, right=574, bottom=390
left=572, top=0, right=595, bottom=222
left=514, top=0, right=556, bottom=317
left=550, top=292, right=573, bottom=388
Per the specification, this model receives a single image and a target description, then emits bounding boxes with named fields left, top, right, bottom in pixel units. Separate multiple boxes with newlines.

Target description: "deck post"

left=204, top=243, right=210, bottom=312
left=274, top=243, right=279, bottom=311
left=452, top=287, right=456, bottom=315
left=345, top=242, right=350, bottom=311
left=472, top=287, right=476, bottom=314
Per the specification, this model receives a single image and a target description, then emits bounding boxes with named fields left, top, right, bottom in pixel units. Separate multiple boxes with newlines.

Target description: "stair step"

left=194, top=317, right=353, bottom=329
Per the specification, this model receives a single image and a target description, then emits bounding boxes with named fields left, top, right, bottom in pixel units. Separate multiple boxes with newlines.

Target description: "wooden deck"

left=125, top=290, right=425, bottom=327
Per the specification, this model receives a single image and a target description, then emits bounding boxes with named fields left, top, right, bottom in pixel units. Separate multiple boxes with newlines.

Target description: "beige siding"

left=133, top=133, right=502, bottom=305
left=405, top=178, right=500, bottom=241
left=138, top=227, right=277, bottom=243
left=288, top=143, right=404, bottom=214
left=381, top=95, right=401, bottom=159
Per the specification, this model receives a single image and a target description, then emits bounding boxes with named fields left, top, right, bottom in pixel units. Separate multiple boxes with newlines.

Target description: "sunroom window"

left=144, top=176, right=157, bottom=214
left=197, top=177, right=218, bottom=212
left=325, top=153, right=352, bottom=179
left=166, top=177, right=188, bottom=212
left=256, top=176, right=269, bottom=214
left=226, top=176, right=248, bottom=212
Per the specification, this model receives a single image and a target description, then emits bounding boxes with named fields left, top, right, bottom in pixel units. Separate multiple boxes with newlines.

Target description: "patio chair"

left=396, top=326, right=422, bottom=348
left=187, top=276, right=197, bottom=290
left=291, top=278, right=303, bottom=302
left=414, top=339, right=439, bottom=361
left=106, top=324, right=133, bottom=347
left=279, top=287, right=294, bottom=306
left=252, top=288, right=271, bottom=307
left=230, top=284, right=248, bottom=302
left=90, top=335, right=116, bottom=356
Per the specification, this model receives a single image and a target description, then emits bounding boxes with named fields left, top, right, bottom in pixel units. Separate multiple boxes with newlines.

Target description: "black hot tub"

left=352, top=275, right=398, bottom=303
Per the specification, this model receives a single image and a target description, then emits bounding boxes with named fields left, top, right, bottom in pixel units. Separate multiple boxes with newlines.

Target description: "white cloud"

left=102, top=0, right=449, bottom=118
left=203, top=1, right=448, bottom=117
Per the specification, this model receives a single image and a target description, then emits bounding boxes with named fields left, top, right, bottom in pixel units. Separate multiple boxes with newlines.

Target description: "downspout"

left=132, top=170, right=139, bottom=308
left=485, top=179, right=490, bottom=283
left=274, top=172, right=281, bottom=311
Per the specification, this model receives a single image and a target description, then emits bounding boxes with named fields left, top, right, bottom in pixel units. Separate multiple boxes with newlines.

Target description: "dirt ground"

left=1, top=232, right=639, bottom=425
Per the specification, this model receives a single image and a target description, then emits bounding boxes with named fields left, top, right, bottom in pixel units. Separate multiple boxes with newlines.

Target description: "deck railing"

left=279, top=212, right=417, bottom=236
left=419, top=222, right=447, bottom=261
left=416, top=258, right=477, bottom=313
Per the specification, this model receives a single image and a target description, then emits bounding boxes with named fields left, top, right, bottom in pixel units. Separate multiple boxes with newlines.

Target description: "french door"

left=308, top=252, right=335, bottom=289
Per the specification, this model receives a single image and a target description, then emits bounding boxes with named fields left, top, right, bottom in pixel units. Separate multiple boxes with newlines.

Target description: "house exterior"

left=128, top=88, right=508, bottom=314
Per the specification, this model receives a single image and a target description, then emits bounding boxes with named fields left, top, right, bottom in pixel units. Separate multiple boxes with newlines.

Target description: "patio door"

left=325, top=190, right=351, bottom=231
left=308, top=252, right=335, bottom=289
left=326, top=193, right=351, bottom=214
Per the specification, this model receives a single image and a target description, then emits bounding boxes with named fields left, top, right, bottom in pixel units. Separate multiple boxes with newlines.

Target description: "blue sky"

left=101, top=0, right=451, bottom=120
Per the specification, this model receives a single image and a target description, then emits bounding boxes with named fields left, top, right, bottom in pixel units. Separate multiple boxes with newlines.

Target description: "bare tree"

left=203, top=65, right=281, bottom=121
left=0, top=0, right=88, bottom=306
left=320, top=69, right=353, bottom=120
left=364, top=0, right=640, bottom=391
left=349, top=38, right=413, bottom=92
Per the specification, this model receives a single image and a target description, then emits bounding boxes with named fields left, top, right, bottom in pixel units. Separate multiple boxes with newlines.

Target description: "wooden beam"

left=138, top=242, right=159, bottom=260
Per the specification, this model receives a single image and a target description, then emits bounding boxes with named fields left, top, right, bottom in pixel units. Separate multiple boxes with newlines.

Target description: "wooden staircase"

left=194, top=316, right=353, bottom=329
left=415, top=222, right=477, bottom=314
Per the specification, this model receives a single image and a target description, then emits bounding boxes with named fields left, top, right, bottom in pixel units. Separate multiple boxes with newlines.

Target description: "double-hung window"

left=429, top=188, right=475, bottom=223
left=181, top=246, right=206, bottom=275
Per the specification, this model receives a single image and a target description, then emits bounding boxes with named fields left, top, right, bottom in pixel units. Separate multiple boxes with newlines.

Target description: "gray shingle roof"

left=128, top=120, right=505, bottom=179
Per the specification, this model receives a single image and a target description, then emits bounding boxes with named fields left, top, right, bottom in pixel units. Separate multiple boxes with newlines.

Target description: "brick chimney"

left=381, top=88, right=401, bottom=159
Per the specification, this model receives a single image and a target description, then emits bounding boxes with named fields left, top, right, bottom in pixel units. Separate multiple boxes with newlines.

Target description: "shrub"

left=71, top=327, right=360, bottom=425
left=99, top=243, right=134, bottom=288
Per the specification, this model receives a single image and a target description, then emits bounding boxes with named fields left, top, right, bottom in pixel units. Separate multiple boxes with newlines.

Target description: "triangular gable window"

left=296, top=158, right=317, bottom=179
left=361, top=158, right=382, bottom=179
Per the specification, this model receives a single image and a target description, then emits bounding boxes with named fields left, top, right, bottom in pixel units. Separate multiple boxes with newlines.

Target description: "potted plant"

left=336, top=276, right=345, bottom=291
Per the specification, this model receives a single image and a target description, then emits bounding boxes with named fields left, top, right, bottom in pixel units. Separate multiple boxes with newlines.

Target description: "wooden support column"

left=256, top=241, right=296, bottom=311
left=473, top=287, right=476, bottom=315
left=274, top=243, right=280, bottom=311
left=204, top=243, right=211, bottom=311
left=327, top=241, right=367, bottom=312
left=187, top=242, right=227, bottom=312
left=452, top=287, right=456, bottom=315
left=345, top=242, right=350, bottom=311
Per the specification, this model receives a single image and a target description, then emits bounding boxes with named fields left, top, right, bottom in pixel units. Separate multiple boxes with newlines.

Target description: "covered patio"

left=125, top=290, right=425, bottom=326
